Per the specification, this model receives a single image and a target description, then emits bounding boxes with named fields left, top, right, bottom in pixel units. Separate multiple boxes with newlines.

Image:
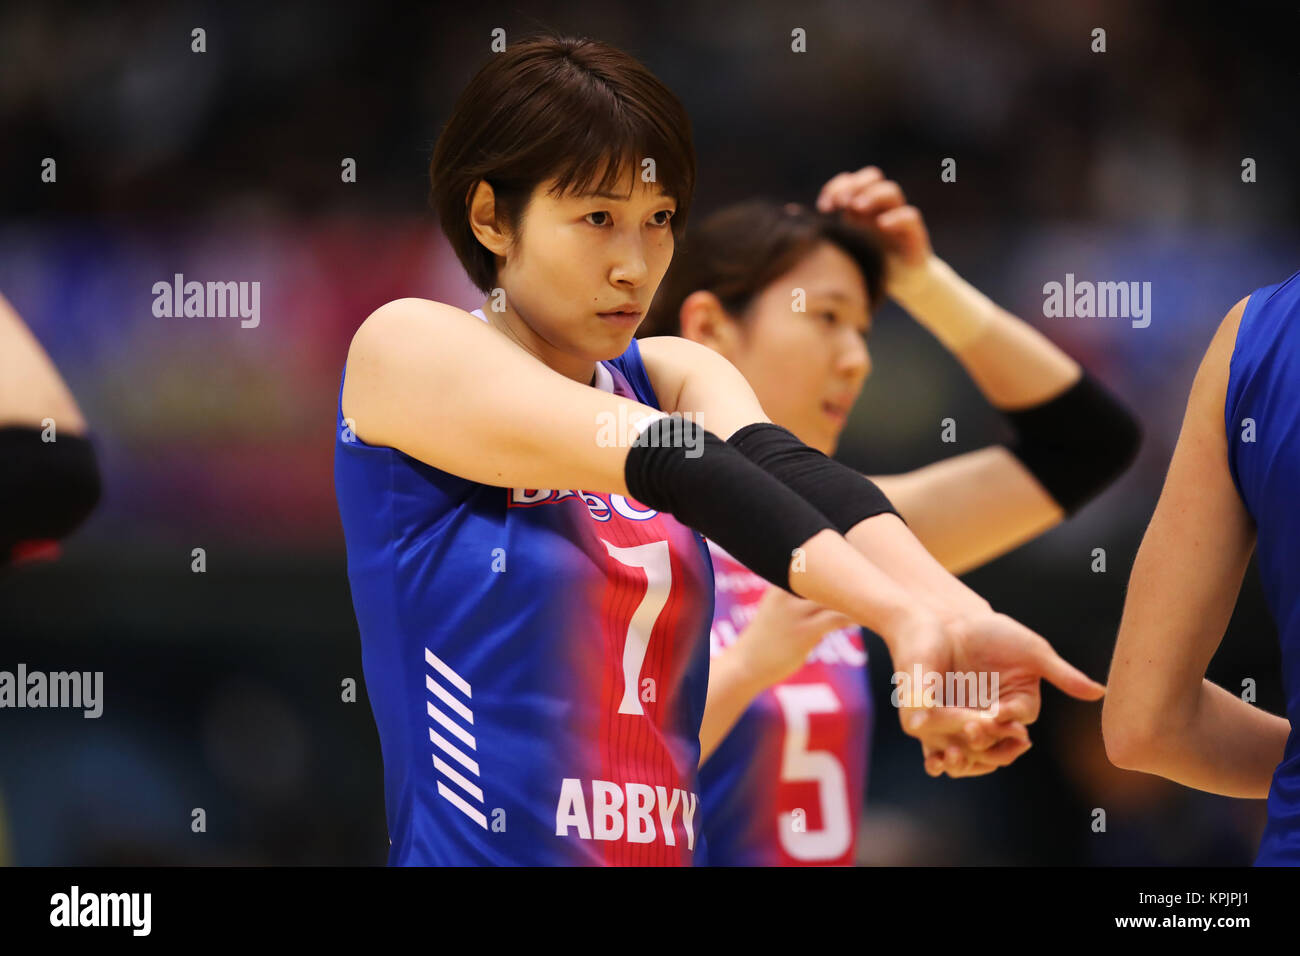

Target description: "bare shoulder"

left=345, top=299, right=483, bottom=386
left=637, top=334, right=769, bottom=435
left=637, top=334, right=738, bottom=414
left=1207, top=294, right=1251, bottom=365
left=1188, top=295, right=1251, bottom=415
left=342, top=298, right=483, bottom=427
left=636, top=333, right=709, bottom=373
left=349, top=297, right=478, bottom=357
left=637, top=333, right=727, bottom=364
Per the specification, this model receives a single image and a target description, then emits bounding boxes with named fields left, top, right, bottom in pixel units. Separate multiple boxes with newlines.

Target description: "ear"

left=677, top=290, right=745, bottom=359
left=467, top=180, right=511, bottom=257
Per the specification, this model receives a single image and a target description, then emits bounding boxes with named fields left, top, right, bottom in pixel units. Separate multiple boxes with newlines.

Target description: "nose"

left=836, top=326, right=871, bottom=384
left=608, top=228, right=650, bottom=288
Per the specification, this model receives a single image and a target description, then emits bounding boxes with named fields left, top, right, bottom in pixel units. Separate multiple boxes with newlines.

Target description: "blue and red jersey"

left=698, top=541, right=873, bottom=865
left=334, top=307, right=716, bottom=865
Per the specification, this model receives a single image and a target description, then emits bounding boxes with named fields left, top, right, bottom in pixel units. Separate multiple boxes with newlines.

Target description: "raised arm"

left=871, top=448, right=1065, bottom=575
left=871, top=258, right=1137, bottom=573
left=1101, top=297, right=1289, bottom=798
left=868, top=254, right=1078, bottom=574
left=815, top=167, right=1139, bottom=574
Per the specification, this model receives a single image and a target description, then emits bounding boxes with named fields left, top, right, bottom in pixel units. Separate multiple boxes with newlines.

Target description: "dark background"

left=1, top=0, right=1296, bottom=864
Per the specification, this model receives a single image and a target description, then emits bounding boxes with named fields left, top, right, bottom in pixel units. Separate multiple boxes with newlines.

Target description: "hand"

left=814, top=166, right=932, bottom=282
left=732, top=588, right=858, bottom=690
left=888, top=609, right=1106, bottom=778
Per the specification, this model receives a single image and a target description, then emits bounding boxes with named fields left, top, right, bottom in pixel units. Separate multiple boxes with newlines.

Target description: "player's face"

left=728, top=241, right=872, bottom=455
left=499, top=162, right=678, bottom=363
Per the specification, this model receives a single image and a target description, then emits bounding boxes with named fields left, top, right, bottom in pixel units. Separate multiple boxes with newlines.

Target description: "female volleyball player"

left=1103, top=273, right=1300, bottom=865
left=334, top=33, right=1103, bottom=866
left=0, top=290, right=100, bottom=569
left=639, top=168, right=1142, bottom=865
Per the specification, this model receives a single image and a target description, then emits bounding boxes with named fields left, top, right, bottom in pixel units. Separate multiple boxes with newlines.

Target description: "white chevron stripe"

left=425, top=648, right=472, bottom=698
left=429, top=727, right=480, bottom=776
left=427, top=674, right=474, bottom=723
left=423, top=650, right=486, bottom=827
left=428, top=700, right=476, bottom=749
left=437, top=781, right=488, bottom=829
left=433, top=755, right=484, bottom=802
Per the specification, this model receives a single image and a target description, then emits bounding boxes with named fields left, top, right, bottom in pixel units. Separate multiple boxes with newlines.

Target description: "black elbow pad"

left=623, top=416, right=834, bottom=593
left=0, top=426, right=102, bottom=563
left=727, top=422, right=903, bottom=532
left=1003, top=372, right=1142, bottom=514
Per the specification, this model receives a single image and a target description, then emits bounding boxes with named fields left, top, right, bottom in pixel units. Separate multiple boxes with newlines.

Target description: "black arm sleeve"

left=725, top=422, right=903, bottom=533
left=0, top=426, right=102, bottom=565
left=624, top=416, right=834, bottom=594
left=1001, top=371, right=1142, bottom=514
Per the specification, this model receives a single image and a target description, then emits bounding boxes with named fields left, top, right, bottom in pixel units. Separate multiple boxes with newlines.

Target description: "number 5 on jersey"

left=773, top=683, right=852, bottom=861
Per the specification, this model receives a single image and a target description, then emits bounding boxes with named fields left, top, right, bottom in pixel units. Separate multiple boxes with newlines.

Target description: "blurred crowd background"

left=1, top=0, right=1296, bottom=864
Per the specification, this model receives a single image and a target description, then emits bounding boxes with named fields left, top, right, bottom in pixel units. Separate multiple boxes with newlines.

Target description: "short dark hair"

left=639, top=199, right=887, bottom=337
left=429, top=33, right=697, bottom=293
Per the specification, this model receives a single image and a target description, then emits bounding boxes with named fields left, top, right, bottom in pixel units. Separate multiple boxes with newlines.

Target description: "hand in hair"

left=814, top=165, right=932, bottom=274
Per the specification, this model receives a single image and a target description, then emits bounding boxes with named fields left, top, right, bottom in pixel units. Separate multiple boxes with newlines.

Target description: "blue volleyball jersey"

left=699, top=541, right=871, bottom=866
left=1224, top=269, right=1300, bottom=865
left=334, top=307, right=716, bottom=865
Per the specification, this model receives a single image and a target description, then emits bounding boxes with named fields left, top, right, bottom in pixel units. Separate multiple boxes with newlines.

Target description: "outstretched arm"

left=349, top=299, right=1100, bottom=774
left=641, top=333, right=1104, bottom=777
left=1102, top=296, right=1289, bottom=798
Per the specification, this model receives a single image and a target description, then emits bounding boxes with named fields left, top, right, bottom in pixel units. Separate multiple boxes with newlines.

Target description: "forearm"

left=696, top=529, right=929, bottom=761
left=887, top=255, right=1080, bottom=408
left=623, top=418, right=932, bottom=651
left=723, top=423, right=984, bottom=628
left=890, top=258, right=1141, bottom=517
left=1116, top=679, right=1289, bottom=798
left=844, top=513, right=990, bottom=621
left=871, top=449, right=1062, bottom=575
left=790, top=529, right=923, bottom=643
left=698, top=647, right=766, bottom=766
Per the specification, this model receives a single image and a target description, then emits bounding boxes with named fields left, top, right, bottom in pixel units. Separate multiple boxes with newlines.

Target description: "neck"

left=479, top=300, right=598, bottom=387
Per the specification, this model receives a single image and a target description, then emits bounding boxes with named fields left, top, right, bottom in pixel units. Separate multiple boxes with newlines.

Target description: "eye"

left=821, top=310, right=838, bottom=325
left=585, top=209, right=675, bottom=228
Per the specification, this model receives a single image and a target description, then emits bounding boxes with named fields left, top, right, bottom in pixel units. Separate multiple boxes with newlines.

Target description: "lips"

left=822, top=399, right=853, bottom=422
left=597, top=307, right=642, bottom=323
